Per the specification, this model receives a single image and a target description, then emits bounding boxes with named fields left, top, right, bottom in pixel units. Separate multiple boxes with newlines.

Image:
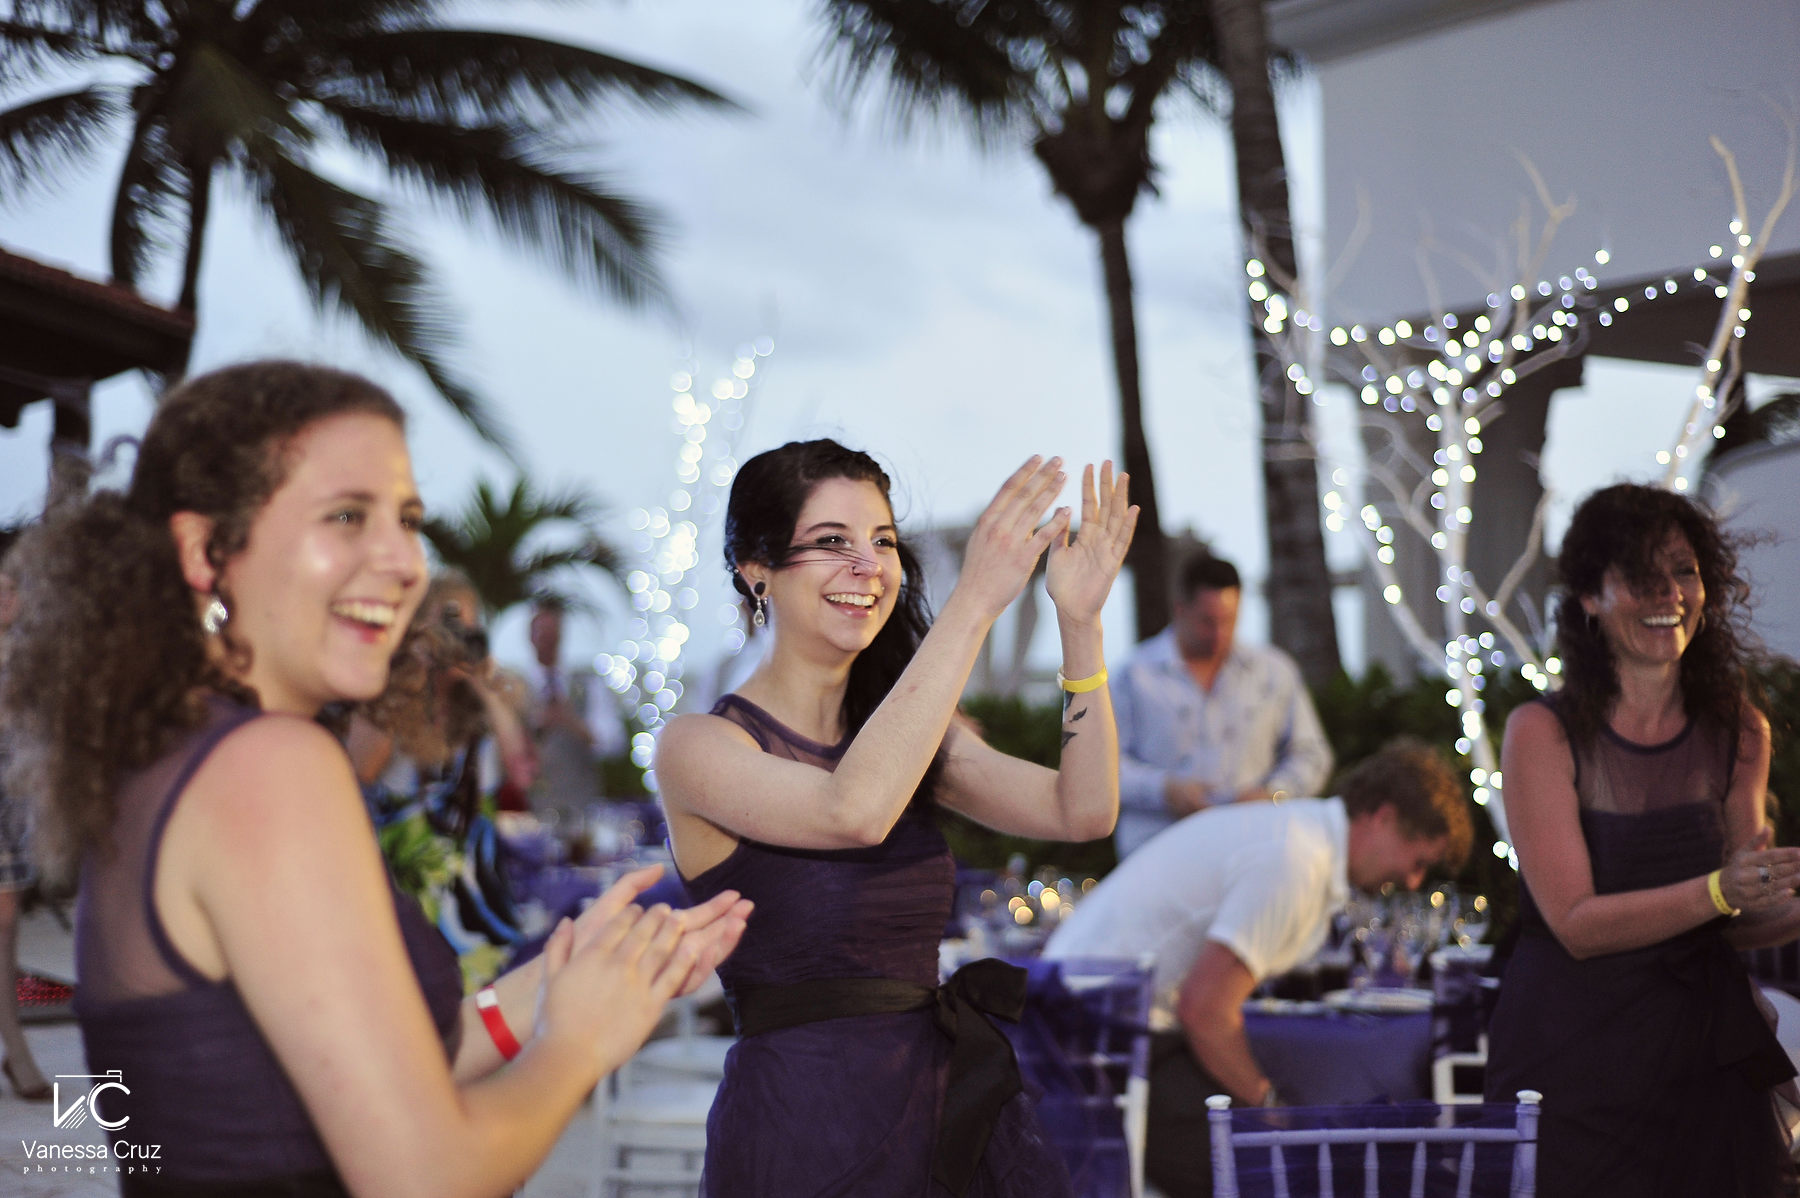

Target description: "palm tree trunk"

left=1095, top=215, right=1170, bottom=640
left=1214, top=0, right=1341, bottom=686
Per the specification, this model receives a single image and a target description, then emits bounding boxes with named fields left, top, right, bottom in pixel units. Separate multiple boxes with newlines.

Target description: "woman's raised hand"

left=953, top=457, right=1070, bottom=621
left=1046, top=462, right=1137, bottom=624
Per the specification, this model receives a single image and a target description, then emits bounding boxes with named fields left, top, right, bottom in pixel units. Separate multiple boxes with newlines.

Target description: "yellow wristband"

left=1707, top=869, right=1739, bottom=917
left=1056, top=667, right=1108, bottom=694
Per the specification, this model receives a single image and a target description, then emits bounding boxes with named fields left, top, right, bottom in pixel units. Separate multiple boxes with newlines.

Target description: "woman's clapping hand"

left=1720, top=829, right=1800, bottom=915
left=1046, top=461, right=1137, bottom=625
left=540, top=866, right=752, bottom=1073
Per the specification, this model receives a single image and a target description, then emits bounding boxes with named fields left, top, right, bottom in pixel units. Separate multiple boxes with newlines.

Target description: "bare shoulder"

left=1504, top=699, right=1565, bottom=745
left=653, top=712, right=761, bottom=803
left=1740, top=703, right=1773, bottom=750
left=185, top=714, right=365, bottom=844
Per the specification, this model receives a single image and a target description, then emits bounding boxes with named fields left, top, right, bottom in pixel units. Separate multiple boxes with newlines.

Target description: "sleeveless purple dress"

left=682, top=695, right=1073, bottom=1198
left=76, top=697, right=463, bottom=1195
left=1485, top=699, right=1796, bottom=1198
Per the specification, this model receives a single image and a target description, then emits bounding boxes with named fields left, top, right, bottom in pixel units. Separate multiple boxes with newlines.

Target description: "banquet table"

left=1244, top=1002, right=1434, bottom=1106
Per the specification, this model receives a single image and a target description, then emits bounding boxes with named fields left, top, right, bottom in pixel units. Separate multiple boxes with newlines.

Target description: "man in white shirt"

left=1044, top=740, right=1470, bottom=1198
left=1113, top=553, right=1333, bottom=857
left=525, top=598, right=626, bottom=816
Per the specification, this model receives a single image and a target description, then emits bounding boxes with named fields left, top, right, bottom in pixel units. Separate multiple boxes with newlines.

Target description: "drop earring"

left=752, top=581, right=768, bottom=629
left=201, top=594, right=229, bottom=636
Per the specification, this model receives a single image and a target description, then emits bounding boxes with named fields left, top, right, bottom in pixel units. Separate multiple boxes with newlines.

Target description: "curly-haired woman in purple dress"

left=656, top=441, right=1137, bottom=1197
left=1486, top=483, right=1800, bottom=1197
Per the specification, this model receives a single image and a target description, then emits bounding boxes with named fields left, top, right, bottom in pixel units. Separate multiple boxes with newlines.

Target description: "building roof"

left=0, top=245, right=195, bottom=427
left=1266, top=0, right=1557, bottom=64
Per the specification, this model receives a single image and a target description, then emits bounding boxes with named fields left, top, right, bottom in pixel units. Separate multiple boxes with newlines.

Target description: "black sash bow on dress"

left=730, top=957, right=1029, bottom=1197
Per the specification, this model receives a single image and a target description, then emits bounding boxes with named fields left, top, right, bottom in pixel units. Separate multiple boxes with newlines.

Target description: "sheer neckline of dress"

left=1600, top=714, right=1694, bottom=755
left=715, top=693, right=851, bottom=758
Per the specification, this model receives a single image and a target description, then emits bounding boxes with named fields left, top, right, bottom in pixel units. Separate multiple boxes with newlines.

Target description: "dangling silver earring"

left=752, top=581, right=768, bottom=629
left=201, top=595, right=229, bottom=636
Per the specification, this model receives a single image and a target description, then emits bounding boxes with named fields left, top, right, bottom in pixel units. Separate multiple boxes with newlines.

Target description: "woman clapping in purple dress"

left=2, top=361, right=749, bottom=1196
left=656, top=440, right=1137, bottom=1197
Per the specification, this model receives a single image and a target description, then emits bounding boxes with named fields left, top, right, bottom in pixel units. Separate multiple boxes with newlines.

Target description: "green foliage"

left=1757, top=661, right=1800, bottom=851
left=423, top=477, right=621, bottom=618
left=377, top=812, right=459, bottom=925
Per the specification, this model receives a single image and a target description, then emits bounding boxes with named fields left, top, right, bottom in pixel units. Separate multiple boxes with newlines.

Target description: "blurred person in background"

left=1111, top=552, right=1332, bottom=858
left=350, top=569, right=538, bottom=830
left=525, top=596, right=627, bottom=818
left=0, top=526, right=49, bottom=1100
left=1045, top=739, right=1469, bottom=1198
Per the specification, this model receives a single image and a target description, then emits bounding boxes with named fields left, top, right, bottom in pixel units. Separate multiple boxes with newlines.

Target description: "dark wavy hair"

left=1, top=360, right=406, bottom=878
left=1552, top=483, right=1756, bottom=747
left=724, top=439, right=944, bottom=799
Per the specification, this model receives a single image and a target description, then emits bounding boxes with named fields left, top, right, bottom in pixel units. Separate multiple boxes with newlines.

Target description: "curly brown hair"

left=1, top=360, right=405, bottom=879
left=1552, top=484, right=1756, bottom=748
left=1340, top=737, right=1473, bottom=869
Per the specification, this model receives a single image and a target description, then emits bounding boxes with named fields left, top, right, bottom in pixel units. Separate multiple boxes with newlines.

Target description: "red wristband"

left=475, top=986, right=522, bottom=1061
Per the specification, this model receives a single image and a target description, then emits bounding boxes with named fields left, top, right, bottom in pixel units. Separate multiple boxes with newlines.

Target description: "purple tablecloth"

left=1246, top=1008, right=1433, bottom=1105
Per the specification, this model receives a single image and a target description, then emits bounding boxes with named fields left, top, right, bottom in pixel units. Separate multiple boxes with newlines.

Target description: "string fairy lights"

left=598, top=337, right=773, bottom=789
left=1249, top=141, right=1792, bottom=868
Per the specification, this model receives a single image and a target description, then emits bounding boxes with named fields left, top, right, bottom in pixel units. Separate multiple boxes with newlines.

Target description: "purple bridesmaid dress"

left=681, top=695, right=1074, bottom=1198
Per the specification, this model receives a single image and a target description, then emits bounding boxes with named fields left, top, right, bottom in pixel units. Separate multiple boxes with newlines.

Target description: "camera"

left=440, top=601, right=489, bottom=661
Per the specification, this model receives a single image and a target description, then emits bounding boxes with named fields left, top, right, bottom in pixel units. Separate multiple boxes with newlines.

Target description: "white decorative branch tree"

left=1247, top=138, right=1794, bottom=865
left=599, top=339, right=772, bottom=785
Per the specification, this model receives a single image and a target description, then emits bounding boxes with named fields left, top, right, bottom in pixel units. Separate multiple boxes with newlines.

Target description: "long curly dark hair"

left=1552, top=483, right=1756, bottom=747
left=724, top=439, right=944, bottom=800
left=1, top=360, right=406, bottom=878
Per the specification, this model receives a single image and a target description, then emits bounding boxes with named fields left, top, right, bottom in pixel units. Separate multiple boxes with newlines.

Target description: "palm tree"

left=423, top=478, right=621, bottom=618
left=1212, top=0, right=1340, bottom=683
left=0, top=1, right=733, bottom=453
left=816, top=0, right=1234, bottom=639
left=814, top=2, right=1339, bottom=672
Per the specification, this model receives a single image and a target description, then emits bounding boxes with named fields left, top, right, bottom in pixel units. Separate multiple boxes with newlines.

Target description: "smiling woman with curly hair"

left=1485, top=482, right=1800, bottom=1198
left=1, top=360, right=748, bottom=1198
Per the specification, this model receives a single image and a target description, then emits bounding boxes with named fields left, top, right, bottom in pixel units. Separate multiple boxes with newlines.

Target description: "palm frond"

left=0, top=86, right=119, bottom=206
left=0, top=17, right=106, bottom=80
left=813, top=0, right=1051, bottom=149
left=423, top=475, right=620, bottom=614
left=240, top=147, right=519, bottom=458
left=109, top=106, right=187, bottom=287
left=290, top=29, right=738, bottom=126
left=317, top=103, right=667, bottom=308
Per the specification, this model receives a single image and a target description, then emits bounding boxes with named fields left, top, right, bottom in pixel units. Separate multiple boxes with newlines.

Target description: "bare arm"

left=1175, top=941, right=1272, bottom=1106
left=164, top=719, right=703, bottom=1198
left=1505, top=703, right=1799, bottom=960
left=658, top=458, right=1071, bottom=859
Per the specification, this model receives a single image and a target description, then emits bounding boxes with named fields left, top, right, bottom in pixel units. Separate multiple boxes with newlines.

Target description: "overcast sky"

left=0, top=0, right=1751, bottom=681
